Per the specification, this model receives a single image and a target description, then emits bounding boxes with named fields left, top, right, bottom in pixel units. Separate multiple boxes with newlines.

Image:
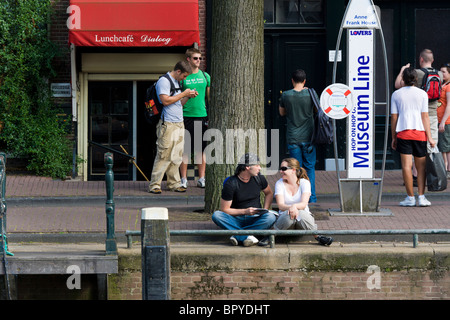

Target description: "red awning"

left=68, top=0, right=200, bottom=47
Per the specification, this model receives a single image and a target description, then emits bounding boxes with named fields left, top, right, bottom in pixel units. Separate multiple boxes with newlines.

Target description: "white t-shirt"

left=156, top=72, right=183, bottom=123
left=274, top=178, right=311, bottom=213
left=391, top=86, right=428, bottom=132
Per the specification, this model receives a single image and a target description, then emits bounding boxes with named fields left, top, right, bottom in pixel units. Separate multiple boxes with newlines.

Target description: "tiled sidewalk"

left=3, top=170, right=450, bottom=234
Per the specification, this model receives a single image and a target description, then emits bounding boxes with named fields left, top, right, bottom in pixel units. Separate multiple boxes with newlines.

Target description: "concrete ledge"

left=110, top=242, right=450, bottom=300
left=117, top=242, right=450, bottom=272
left=0, top=243, right=118, bottom=275
left=169, top=243, right=450, bottom=272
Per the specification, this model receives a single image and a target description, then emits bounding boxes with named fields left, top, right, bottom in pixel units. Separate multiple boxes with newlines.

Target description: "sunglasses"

left=279, top=166, right=292, bottom=171
left=192, top=57, right=202, bottom=61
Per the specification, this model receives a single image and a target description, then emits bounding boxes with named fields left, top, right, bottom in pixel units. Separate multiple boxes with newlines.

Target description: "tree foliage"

left=0, top=0, right=74, bottom=179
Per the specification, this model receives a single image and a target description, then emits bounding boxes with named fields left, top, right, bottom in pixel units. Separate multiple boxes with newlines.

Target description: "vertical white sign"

left=347, top=29, right=374, bottom=179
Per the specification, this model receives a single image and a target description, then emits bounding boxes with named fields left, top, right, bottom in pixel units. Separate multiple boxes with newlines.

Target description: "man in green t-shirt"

left=180, top=48, right=211, bottom=188
left=279, top=69, right=317, bottom=203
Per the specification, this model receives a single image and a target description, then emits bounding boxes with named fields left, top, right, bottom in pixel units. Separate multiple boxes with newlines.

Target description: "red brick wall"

left=8, top=268, right=448, bottom=300
left=50, top=0, right=71, bottom=84
left=170, top=270, right=449, bottom=300
left=108, top=269, right=449, bottom=300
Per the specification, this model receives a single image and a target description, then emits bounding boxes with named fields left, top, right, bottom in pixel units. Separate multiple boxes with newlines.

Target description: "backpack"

left=309, top=88, right=333, bottom=145
left=420, top=68, right=441, bottom=101
left=144, top=73, right=181, bottom=125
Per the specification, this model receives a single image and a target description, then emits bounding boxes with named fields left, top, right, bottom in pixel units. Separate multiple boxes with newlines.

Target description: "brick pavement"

left=3, top=170, right=450, bottom=234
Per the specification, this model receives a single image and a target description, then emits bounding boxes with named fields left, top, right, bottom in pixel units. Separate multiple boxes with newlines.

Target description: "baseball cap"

left=238, top=153, right=260, bottom=166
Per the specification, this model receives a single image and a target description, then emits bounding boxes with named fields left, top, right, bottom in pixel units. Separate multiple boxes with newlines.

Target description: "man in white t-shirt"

left=391, top=67, right=436, bottom=207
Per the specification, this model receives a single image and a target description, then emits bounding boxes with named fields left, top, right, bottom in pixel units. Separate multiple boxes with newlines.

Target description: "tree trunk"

left=205, top=0, right=265, bottom=213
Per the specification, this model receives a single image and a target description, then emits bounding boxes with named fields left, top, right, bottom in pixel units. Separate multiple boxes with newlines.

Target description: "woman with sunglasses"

left=273, top=158, right=333, bottom=246
left=437, top=63, right=450, bottom=178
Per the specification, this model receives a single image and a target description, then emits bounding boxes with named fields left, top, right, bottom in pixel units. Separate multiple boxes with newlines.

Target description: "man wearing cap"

left=212, top=153, right=277, bottom=247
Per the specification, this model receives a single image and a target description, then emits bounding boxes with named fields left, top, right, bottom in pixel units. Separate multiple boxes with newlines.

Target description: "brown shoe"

left=148, top=187, right=162, bottom=194
left=170, top=186, right=186, bottom=193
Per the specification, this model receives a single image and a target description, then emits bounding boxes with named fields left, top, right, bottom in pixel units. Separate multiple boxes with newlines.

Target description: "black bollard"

left=104, top=153, right=117, bottom=255
left=141, top=207, right=170, bottom=300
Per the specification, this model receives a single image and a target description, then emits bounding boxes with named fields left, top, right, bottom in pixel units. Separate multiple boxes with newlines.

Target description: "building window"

left=264, top=0, right=324, bottom=25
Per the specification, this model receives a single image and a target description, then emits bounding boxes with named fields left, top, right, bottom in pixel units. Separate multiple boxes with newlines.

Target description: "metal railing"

left=125, top=229, right=450, bottom=249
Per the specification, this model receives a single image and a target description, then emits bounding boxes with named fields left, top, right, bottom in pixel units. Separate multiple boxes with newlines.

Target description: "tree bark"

left=205, top=0, right=265, bottom=213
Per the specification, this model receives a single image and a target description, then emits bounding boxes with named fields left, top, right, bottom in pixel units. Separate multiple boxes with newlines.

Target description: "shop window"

left=264, top=0, right=323, bottom=25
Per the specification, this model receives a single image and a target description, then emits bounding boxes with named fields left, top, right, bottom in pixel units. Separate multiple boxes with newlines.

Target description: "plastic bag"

left=426, top=148, right=447, bottom=192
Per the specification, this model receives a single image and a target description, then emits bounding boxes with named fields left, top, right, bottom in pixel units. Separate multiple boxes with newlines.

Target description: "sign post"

left=328, top=0, right=392, bottom=216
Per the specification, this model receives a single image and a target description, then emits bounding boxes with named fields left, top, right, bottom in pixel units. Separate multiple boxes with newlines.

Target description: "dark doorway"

left=136, top=81, right=158, bottom=181
left=88, top=81, right=133, bottom=180
left=264, top=32, right=327, bottom=168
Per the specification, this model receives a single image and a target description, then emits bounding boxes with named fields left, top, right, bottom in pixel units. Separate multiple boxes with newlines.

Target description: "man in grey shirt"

left=148, top=60, right=198, bottom=194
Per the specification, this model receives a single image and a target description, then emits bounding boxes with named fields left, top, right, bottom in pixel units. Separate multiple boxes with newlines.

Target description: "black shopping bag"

left=426, top=149, right=447, bottom=192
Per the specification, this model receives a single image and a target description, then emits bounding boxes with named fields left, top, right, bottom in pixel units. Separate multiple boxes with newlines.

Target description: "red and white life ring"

left=319, top=83, right=354, bottom=119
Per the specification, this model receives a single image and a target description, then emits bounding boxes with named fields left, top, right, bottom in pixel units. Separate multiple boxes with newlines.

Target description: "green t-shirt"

left=279, top=89, right=314, bottom=144
left=181, top=70, right=211, bottom=117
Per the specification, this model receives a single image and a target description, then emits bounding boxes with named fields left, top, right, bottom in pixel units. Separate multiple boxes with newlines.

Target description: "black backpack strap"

left=162, top=73, right=182, bottom=96
left=254, top=173, right=262, bottom=188
left=420, top=68, right=430, bottom=89
left=308, top=88, right=320, bottom=112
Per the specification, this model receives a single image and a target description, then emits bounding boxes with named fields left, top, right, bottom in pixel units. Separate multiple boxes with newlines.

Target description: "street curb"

left=5, top=192, right=450, bottom=206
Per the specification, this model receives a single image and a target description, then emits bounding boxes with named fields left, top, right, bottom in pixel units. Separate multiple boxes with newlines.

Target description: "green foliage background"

left=0, top=0, right=74, bottom=179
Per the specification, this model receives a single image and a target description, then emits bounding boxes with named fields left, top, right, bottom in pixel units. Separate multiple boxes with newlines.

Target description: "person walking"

left=279, top=69, right=317, bottom=203
left=391, top=67, right=436, bottom=207
left=179, top=48, right=211, bottom=189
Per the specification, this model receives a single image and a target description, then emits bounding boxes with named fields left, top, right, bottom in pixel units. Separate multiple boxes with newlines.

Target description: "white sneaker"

left=229, top=236, right=238, bottom=246
left=418, top=196, right=431, bottom=207
left=197, top=177, right=205, bottom=188
left=180, top=177, right=188, bottom=189
left=399, top=196, right=416, bottom=207
left=243, top=235, right=259, bottom=247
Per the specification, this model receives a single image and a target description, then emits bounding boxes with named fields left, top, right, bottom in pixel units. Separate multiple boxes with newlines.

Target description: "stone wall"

left=107, top=243, right=450, bottom=300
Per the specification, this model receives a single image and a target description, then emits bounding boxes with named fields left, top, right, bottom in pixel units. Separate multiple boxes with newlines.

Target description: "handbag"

left=308, top=88, right=333, bottom=145
left=426, top=147, right=447, bottom=192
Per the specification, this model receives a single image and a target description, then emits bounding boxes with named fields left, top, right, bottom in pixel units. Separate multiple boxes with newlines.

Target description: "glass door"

left=88, top=82, right=133, bottom=180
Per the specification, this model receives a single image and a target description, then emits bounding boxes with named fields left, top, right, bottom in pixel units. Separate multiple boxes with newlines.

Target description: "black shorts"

left=396, top=138, right=427, bottom=157
left=183, top=116, right=208, bottom=154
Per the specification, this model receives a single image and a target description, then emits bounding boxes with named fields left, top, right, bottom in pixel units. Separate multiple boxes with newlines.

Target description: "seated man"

left=212, top=153, right=277, bottom=247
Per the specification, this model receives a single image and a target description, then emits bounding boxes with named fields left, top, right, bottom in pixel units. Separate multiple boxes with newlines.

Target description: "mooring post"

left=104, top=152, right=117, bottom=255
left=141, top=207, right=170, bottom=300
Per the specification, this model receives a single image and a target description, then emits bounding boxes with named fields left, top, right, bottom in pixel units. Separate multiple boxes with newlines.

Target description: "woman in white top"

left=391, top=67, right=436, bottom=207
left=274, top=158, right=332, bottom=246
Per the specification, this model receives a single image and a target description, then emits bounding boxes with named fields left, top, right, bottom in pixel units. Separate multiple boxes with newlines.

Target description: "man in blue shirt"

left=148, top=61, right=198, bottom=194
